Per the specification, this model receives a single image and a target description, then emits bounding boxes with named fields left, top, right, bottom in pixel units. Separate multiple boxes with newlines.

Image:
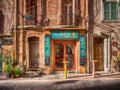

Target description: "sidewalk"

left=1, top=73, right=120, bottom=90
left=1, top=72, right=120, bottom=81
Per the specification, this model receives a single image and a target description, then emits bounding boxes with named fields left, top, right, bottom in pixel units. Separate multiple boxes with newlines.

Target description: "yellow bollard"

left=63, top=61, right=67, bottom=79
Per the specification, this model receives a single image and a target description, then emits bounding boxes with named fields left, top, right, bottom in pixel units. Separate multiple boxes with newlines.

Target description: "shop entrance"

left=54, top=40, right=76, bottom=70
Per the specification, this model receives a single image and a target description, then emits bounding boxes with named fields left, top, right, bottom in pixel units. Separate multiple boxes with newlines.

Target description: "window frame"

left=103, top=1, right=119, bottom=20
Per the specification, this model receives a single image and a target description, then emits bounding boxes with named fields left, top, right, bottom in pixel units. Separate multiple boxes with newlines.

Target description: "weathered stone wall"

left=0, top=0, right=15, bottom=34
left=93, top=0, right=120, bottom=62
left=46, top=0, right=58, bottom=26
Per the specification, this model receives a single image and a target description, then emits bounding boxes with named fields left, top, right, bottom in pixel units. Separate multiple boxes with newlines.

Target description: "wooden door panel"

left=94, top=38, right=104, bottom=71
left=29, top=40, right=39, bottom=68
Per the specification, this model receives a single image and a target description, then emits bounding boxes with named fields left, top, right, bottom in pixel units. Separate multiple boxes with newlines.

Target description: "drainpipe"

left=13, top=0, right=17, bottom=59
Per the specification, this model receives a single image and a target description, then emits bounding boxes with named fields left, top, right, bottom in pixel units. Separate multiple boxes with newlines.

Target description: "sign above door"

left=51, top=31, right=79, bottom=40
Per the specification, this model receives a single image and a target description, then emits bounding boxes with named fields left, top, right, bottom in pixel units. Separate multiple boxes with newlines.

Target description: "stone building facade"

left=0, top=0, right=15, bottom=75
left=88, top=0, right=120, bottom=72
left=16, top=0, right=88, bottom=74
left=1, top=0, right=120, bottom=75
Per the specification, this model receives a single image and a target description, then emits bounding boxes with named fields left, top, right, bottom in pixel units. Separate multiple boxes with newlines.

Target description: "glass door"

left=66, top=43, right=74, bottom=68
left=54, top=41, right=76, bottom=70
left=55, top=43, right=64, bottom=68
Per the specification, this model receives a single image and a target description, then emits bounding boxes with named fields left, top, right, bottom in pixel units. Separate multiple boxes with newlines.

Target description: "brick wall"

left=0, top=0, right=14, bottom=34
left=46, top=0, right=58, bottom=26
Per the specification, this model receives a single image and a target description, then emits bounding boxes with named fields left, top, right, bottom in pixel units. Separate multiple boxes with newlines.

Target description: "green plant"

left=2, top=50, right=13, bottom=77
left=4, top=64, right=12, bottom=73
left=12, top=60, right=19, bottom=67
left=2, top=49, right=22, bottom=78
left=12, top=67, right=21, bottom=77
left=4, top=63, right=13, bottom=77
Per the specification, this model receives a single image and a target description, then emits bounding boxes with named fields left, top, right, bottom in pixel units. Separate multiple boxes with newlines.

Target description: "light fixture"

left=96, top=32, right=101, bottom=36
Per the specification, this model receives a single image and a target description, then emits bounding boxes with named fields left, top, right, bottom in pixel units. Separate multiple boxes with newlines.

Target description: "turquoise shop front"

left=44, top=30, right=86, bottom=73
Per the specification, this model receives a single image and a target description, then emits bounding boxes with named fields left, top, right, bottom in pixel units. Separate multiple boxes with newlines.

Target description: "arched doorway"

left=28, top=37, right=39, bottom=68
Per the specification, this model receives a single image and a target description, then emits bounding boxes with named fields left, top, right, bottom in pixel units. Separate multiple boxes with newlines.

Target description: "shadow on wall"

left=88, top=0, right=94, bottom=34
left=0, top=10, right=4, bottom=34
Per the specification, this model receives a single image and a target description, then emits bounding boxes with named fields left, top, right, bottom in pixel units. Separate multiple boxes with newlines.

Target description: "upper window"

left=26, top=0, right=37, bottom=25
left=104, top=1, right=119, bottom=20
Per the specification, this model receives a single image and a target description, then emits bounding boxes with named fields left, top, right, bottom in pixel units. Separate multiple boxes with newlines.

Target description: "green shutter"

left=104, top=12, right=110, bottom=20
left=104, top=3, right=110, bottom=20
left=111, top=3, right=118, bottom=20
left=104, top=2, right=118, bottom=20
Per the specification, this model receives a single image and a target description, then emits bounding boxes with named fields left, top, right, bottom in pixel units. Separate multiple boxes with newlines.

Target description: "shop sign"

left=51, top=31, right=79, bottom=40
left=44, top=35, right=50, bottom=65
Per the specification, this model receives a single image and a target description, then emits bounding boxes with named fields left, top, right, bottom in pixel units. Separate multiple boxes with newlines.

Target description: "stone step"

left=54, top=70, right=76, bottom=74
left=22, top=71, right=41, bottom=78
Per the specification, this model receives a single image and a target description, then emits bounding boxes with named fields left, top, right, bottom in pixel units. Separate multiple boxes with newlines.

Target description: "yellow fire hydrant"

left=63, top=60, right=67, bottom=79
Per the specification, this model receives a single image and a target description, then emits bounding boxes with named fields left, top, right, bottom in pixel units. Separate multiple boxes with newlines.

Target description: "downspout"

left=13, top=0, right=17, bottom=59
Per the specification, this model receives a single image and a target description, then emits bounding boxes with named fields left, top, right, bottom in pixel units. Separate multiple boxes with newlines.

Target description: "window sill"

left=102, top=20, right=120, bottom=23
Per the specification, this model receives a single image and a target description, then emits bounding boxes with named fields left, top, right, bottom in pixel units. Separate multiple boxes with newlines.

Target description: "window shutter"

left=111, top=3, right=118, bottom=19
left=104, top=3, right=110, bottom=20
left=104, top=2, right=118, bottom=20
left=64, top=6, right=67, bottom=25
left=69, top=6, right=72, bottom=25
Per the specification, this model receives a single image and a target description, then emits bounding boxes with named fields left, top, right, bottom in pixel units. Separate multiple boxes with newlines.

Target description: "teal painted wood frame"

left=80, top=35, right=86, bottom=65
left=44, top=35, right=50, bottom=65
left=51, top=31, right=79, bottom=40
left=80, top=35, right=86, bottom=57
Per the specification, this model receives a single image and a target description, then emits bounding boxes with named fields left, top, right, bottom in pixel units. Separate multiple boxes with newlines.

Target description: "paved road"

left=0, top=79, right=120, bottom=90
left=0, top=73, right=120, bottom=90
